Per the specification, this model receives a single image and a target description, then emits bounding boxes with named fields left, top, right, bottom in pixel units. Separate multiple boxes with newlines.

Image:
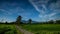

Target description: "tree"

left=48, top=20, right=54, bottom=24
left=56, top=20, right=60, bottom=24
left=28, top=19, right=32, bottom=24
left=16, top=16, right=22, bottom=25
left=5, top=21, right=8, bottom=24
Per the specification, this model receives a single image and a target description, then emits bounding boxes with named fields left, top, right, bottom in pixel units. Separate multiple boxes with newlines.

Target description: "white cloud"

left=0, top=9, right=12, bottom=15
left=49, top=13, right=56, bottom=17
left=29, top=0, right=60, bottom=21
left=29, top=0, right=49, bottom=14
left=29, top=0, right=48, bottom=20
left=29, top=0, right=41, bottom=12
left=49, top=1, right=60, bottom=13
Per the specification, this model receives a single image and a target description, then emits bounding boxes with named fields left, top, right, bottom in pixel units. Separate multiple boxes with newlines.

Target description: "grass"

left=0, top=24, right=21, bottom=34
left=21, top=24, right=60, bottom=34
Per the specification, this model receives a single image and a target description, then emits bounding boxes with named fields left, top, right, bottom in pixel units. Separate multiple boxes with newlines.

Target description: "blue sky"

left=0, top=0, right=60, bottom=22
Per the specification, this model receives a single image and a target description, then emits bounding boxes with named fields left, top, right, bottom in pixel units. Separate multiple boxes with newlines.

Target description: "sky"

left=0, top=0, right=60, bottom=22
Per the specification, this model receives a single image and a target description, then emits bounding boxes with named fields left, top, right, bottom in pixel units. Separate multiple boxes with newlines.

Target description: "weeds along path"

left=15, top=25, right=34, bottom=34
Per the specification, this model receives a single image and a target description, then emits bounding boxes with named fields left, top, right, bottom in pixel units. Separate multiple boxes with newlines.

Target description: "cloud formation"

left=0, top=0, right=60, bottom=22
left=29, top=0, right=60, bottom=21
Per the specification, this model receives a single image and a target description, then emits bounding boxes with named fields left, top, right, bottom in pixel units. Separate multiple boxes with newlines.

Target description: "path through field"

left=16, top=25, right=34, bottom=34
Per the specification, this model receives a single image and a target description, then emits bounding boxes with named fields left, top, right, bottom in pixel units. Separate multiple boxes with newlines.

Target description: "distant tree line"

left=36, top=20, right=60, bottom=24
left=15, top=16, right=60, bottom=25
left=0, top=16, right=60, bottom=25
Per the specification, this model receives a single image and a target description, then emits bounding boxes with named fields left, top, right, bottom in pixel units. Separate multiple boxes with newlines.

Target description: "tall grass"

left=21, top=24, right=60, bottom=34
left=0, top=24, right=17, bottom=34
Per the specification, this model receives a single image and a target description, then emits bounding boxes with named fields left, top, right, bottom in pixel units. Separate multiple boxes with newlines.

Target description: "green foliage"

left=28, top=19, right=32, bottom=24
left=48, top=20, right=54, bottom=24
left=5, top=21, right=8, bottom=24
left=16, top=16, right=22, bottom=25
left=56, top=20, right=60, bottom=24
left=21, top=24, right=60, bottom=34
left=0, top=24, right=17, bottom=34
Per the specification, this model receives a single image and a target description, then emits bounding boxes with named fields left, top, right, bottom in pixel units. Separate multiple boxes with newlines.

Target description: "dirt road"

left=16, top=25, right=34, bottom=34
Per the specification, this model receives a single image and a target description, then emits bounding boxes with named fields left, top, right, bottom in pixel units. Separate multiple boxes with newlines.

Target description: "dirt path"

left=15, top=25, right=34, bottom=34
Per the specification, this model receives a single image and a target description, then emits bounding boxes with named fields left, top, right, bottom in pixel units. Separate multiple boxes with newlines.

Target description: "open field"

left=0, top=24, right=19, bottom=34
left=21, top=24, right=60, bottom=34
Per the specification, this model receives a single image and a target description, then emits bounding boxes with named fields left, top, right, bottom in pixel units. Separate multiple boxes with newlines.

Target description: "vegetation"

left=0, top=24, right=17, bottom=34
left=28, top=19, right=32, bottom=24
left=21, top=24, right=60, bottom=34
left=0, top=16, right=60, bottom=34
left=0, top=16, right=23, bottom=34
left=16, top=16, right=22, bottom=25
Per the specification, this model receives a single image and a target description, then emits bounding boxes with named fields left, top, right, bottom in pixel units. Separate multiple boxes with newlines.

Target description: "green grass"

left=0, top=24, right=23, bottom=34
left=0, top=24, right=17, bottom=34
left=21, top=24, right=60, bottom=34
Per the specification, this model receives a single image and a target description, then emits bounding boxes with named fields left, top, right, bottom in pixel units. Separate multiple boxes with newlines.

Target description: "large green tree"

left=48, top=20, right=54, bottom=24
left=28, top=19, right=32, bottom=24
left=5, top=21, right=8, bottom=24
left=56, top=20, right=60, bottom=24
left=16, top=16, right=22, bottom=25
